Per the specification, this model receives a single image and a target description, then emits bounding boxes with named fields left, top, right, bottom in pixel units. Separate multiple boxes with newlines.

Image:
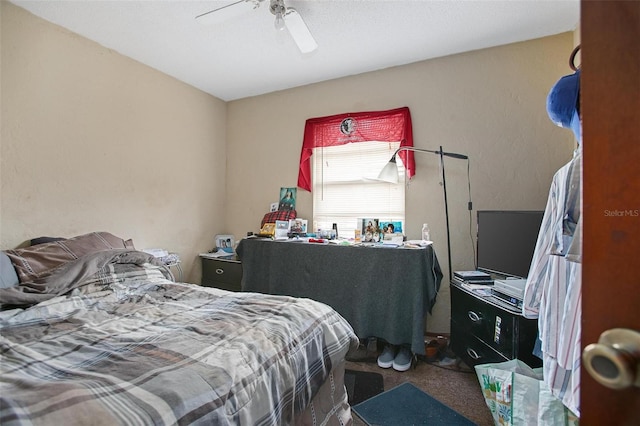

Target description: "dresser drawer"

left=201, top=256, right=242, bottom=292
left=451, top=323, right=509, bottom=367
left=451, top=284, right=515, bottom=358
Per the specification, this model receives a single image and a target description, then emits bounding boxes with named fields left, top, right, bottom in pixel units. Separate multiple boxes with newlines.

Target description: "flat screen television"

left=476, top=210, right=544, bottom=278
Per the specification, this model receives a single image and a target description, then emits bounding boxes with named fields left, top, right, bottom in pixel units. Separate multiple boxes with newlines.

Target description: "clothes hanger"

left=570, top=45, right=581, bottom=71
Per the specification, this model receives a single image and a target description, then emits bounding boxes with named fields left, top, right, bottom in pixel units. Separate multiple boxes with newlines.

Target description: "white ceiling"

left=11, top=0, right=580, bottom=101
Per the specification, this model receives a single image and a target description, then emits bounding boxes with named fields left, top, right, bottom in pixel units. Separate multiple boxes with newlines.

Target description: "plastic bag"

left=475, top=359, right=578, bottom=425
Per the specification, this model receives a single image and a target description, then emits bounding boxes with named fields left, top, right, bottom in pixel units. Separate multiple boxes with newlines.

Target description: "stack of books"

left=453, top=270, right=493, bottom=284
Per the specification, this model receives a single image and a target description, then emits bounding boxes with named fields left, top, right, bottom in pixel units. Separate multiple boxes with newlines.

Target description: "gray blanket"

left=0, top=252, right=358, bottom=425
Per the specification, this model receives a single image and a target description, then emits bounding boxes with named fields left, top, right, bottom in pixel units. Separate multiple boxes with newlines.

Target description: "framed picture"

left=275, top=220, right=290, bottom=239
left=380, top=221, right=404, bottom=235
left=289, top=218, right=307, bottom=234
left=259, top=222, right=276, bottom=236
left=359, top=218, right=381, bottom=242
left=278, top=187, right=297, bottom=211
left=215, top=234, right=235, bottom=253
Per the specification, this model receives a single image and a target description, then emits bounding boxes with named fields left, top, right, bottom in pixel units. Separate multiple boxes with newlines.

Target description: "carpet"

left=352, top=382, right=477, bottom=426
left=344, top=369, right=385, bottom=406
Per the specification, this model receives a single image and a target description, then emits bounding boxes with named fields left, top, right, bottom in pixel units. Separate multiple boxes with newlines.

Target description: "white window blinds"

left=312, top=141, right=405, bottom=237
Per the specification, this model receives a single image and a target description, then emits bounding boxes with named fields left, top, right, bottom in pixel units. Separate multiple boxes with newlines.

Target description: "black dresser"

left=450, top=279, right=542, bottom=368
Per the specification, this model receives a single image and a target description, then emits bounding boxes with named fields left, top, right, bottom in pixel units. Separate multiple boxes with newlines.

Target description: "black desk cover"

left=236, top=238, right=443, bottom=355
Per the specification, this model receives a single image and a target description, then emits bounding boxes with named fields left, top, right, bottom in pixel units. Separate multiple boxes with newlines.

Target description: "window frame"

left=312, top=140, right=405, bottom=238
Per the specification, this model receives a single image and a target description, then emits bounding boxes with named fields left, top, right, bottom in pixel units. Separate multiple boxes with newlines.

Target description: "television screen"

left=476, top=210, right=544, bottom=278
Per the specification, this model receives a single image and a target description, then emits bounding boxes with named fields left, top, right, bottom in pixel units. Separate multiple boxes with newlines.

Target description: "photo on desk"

left=380, top=221, right=403, bottom=235
left=275, top=220, right=290, bottom=239
left=215, top=234, right=235, bottom=254
left=289, top=218, right=307, bottom=234
left=278, top=187, right=297, bottom=211
left=359, top=218, right=381, bottom=242
left=259, top=222, right=276, bottom=237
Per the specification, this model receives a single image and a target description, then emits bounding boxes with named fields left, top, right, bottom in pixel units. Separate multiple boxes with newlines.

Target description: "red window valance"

left=297, top=106, right=416, bottom=191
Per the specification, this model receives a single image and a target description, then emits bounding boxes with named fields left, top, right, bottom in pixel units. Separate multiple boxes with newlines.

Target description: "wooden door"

left=581, top=1, right=640, bottom=424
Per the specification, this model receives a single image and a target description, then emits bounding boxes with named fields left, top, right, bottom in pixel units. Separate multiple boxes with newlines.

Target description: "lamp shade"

left=377, top=158, right=399, bottom=184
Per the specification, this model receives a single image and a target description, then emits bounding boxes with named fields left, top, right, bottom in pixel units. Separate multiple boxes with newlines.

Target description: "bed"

left=0, top=232, right=359, bottom=425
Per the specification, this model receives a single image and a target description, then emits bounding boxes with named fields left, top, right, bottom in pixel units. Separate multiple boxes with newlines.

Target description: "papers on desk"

left=405, top=240, right=432, bottom=247
left=401, top=244, right=424, bottom=249
left=283, top=237, right=351, bottom=245
left=264, top=238, right=431, bottom=249
left=199, top=251, right=235, bottom=259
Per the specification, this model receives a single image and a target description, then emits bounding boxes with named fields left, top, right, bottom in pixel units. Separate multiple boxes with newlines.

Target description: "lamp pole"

left=438, top=146, right=453, bottom=282
left=384, top=146, right=468, bottom=282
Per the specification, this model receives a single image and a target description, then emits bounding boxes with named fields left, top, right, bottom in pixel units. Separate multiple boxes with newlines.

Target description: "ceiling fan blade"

left=284, top=8, right=318, bottom=53
left=196, top=0, right=262, bottom=26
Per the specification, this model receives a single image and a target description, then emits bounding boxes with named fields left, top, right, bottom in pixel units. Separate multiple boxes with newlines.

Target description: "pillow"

left=261, top=210, right=296, bottom=228
left=5, top=232, right=135, bottom=284
left=0, top=252, right=19, bottom=288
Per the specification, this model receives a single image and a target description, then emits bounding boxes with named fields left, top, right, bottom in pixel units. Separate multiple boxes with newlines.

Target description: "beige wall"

left=0, top=2, right=227, bottom=282
left=2, top=1, right=577, bottom=333
left=226, top=33, right=576, bottom=332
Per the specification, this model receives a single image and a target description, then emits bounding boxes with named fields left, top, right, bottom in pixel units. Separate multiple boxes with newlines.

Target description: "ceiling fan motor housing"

left=269, top=0, right=286, bottom=16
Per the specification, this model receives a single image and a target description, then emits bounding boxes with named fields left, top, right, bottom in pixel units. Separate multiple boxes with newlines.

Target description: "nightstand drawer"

left=200, top=256, right=242, bottom=292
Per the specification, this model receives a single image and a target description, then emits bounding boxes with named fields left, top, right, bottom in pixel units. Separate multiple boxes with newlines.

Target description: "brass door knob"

left=582, top=328, right=640, bottom=390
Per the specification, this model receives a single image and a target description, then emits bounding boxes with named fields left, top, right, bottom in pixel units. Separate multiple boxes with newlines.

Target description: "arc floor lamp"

left=378, top=146, right=468, bottom=281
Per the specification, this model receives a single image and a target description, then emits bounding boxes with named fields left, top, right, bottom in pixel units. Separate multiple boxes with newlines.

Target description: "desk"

left=236, top=238, right=443, bottom=355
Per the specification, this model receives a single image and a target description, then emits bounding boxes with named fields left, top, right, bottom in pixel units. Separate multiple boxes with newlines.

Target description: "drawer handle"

left=466, top=348, right=481, bottom=360
left=215, top=268, right=224, bottom=275
left=467, top=311, right=481, bottom=322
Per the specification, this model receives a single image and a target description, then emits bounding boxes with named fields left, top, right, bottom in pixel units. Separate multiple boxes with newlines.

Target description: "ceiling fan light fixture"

left=274, top=11, right=286, bottom=31
left=196, top=0, right=317, bottom=54
left=270, top=0, right=287, bottom=31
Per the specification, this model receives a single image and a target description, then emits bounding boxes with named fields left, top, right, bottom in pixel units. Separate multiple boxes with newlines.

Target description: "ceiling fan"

left=196, top=0, right=318, bottom=53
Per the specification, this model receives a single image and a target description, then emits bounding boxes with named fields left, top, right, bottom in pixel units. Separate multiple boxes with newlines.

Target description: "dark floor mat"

left=353, top=382, right=477, bottom=425
left=344, top=369, right=385, bottom=406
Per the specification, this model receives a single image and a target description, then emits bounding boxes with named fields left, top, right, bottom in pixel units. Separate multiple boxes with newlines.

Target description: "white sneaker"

left=392, top=347, right=413, bottom=372
left=377, top=345, right=396, bottom=368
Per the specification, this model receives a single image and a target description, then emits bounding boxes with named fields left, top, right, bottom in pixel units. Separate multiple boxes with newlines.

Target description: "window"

left=312, top=141, right=405, bottom=238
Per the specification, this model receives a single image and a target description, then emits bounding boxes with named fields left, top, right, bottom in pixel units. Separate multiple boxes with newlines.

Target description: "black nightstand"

left=450, top=279, right=541, bottom=368
left=200, top=254, right=242, bottom=292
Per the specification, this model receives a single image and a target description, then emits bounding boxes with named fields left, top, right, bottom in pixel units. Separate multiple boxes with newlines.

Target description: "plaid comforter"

left=0, top=251, right=358, bottom=425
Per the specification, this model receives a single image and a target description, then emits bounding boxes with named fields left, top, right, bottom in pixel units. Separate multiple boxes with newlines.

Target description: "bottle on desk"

left=422, top=223, right=431, bottom=241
